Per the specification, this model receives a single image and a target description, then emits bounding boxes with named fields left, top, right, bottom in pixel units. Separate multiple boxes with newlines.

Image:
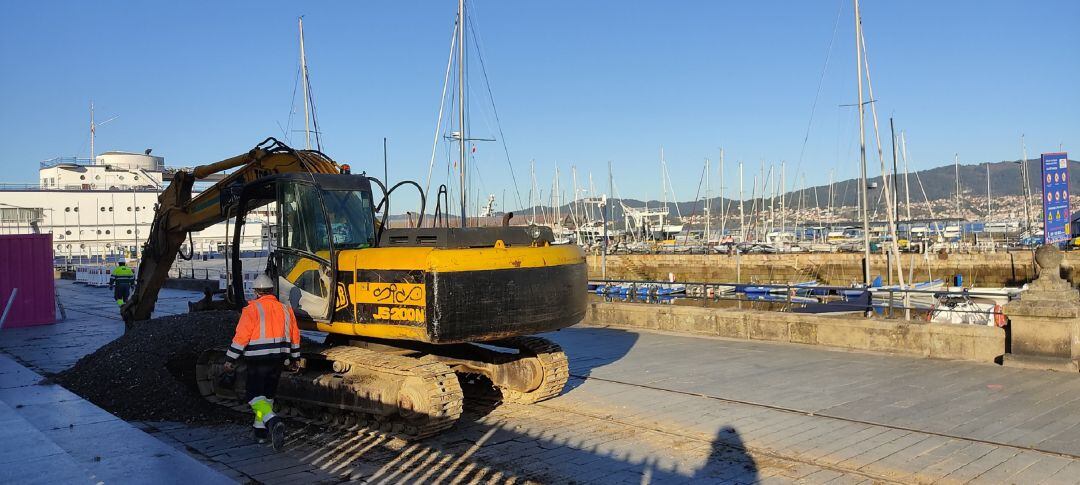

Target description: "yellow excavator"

left=123, top=138, right=586, bottom=438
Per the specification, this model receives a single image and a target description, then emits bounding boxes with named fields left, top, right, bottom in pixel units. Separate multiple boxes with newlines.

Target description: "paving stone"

left=968, top=450, right=1044, bottom=484
left=913, top=442, right=996, bottom=483
left=940, top=446, right=1019, bottom=484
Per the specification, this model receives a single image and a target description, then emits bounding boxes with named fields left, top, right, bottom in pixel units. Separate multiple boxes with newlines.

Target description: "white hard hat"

left=253, top=274, right=275, bottom=290
left=117, top=258, right=126, bottom=264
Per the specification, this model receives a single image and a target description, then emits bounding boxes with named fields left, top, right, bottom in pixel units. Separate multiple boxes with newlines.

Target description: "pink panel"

left=0, top=234, right=56, bottom=328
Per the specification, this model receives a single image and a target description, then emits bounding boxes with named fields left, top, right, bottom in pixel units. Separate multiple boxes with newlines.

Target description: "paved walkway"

left=4, top=280, right=1080, bottom=483
left=0, top=354, right=231, bottom=484
left=546, top=326, right=1080, bottom=484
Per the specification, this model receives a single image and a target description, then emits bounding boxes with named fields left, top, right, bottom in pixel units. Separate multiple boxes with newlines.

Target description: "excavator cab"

left=229, top=172, right=376, bottom=322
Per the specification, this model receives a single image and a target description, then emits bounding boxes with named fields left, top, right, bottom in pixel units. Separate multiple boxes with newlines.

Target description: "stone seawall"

left=585, top=250, right=1080, bottom=287
left=582, top=301, right=1005, bottom=363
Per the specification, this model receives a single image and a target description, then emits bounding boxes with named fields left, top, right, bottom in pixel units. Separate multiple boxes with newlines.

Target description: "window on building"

left=0, top=207, right=43, bottom=223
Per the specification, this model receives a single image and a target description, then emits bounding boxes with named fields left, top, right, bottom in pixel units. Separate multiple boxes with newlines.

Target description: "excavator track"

left=487, top=336, right=569, bottom=404
left=195, top=345, right=464, bottom=440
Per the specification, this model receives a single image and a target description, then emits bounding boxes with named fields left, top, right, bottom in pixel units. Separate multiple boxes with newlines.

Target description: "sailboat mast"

left=529, top=160, right=536, bottom=223
left=828, top=170, right=834, bottom=228
left=1021, top=134, right=1033, bottom=233
left=720, top=148, right=726, bottom=238
left=660, top=146, right=668, bottom=228
left=890, top=118, right=899, bottom=225
left=780, top=161, right=786, bottom=239
left=855, top=0, right=871, bottom=287
left=299, top=17, right=312, bottom=150
left=954, top=153, right=961, bottom=220
left=458, top=0, right=468, bottom=227
left=705, top=157, right=711, bottom=242
left=738, top=161, right=745, bottom=241
left=901, top=132, right=912, bottom=221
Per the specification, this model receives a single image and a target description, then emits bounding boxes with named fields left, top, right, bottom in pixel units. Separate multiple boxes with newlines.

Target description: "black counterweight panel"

left=426, top=263, right=587, bottom=343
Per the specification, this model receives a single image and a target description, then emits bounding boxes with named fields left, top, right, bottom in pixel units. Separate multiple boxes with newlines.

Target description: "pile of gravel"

left=54, top=310, right=245, bottom=424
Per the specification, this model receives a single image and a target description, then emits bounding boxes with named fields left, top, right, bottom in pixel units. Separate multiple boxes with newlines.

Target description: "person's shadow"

left=641, top=425, right=759, bottom=483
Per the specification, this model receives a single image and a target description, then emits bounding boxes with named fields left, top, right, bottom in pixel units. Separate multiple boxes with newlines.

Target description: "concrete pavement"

left=4, top=280, right=1080, bottom=483
left=0, top=354, right=232, bottom=484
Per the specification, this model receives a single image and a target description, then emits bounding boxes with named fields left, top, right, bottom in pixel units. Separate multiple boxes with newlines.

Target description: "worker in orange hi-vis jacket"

left=222, top=274, right=301, bottom=451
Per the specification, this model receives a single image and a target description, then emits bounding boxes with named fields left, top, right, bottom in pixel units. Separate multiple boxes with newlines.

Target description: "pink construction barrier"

left=0, top=234, right=56, bottom=328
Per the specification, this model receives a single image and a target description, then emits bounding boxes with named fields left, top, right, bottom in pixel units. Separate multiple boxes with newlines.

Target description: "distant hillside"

left=783, top=158, right=1076, bottom=209
left=392, top=157, right=1075, bottom=224
left=515, top=158, right=1074, bottom=217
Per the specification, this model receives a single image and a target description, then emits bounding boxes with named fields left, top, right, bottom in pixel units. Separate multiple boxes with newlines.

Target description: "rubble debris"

left=54, top=310, right=244, bottom=424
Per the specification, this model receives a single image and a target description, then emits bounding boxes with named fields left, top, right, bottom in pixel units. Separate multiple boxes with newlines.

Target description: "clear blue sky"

left=1, top=1, right=1077, bottom=211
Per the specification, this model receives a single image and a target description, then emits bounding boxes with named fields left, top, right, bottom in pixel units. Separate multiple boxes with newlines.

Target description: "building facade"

left=0, top=151, right=270, bottom=263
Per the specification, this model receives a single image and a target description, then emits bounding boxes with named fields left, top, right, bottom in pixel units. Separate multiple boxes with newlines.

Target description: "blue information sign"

left=1041, top=152, right=1070, bottom=244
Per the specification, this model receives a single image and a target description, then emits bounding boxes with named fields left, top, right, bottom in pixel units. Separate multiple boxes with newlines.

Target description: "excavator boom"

left=121, top=138, right=339, bottom=324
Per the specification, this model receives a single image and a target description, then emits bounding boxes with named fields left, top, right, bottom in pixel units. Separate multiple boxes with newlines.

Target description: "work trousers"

left=113, top=284, right=131, bottom=303
left=245, top=359, right=284, bottom=430
left=244, top=359, right=284, bottom=403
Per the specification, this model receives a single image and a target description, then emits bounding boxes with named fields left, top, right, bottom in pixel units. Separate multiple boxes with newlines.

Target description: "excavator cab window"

left=270, top=177, right=376, bottom=322
left=319, top=189, right=375, bottom=249
left=276, top=182, right=334, bottom=321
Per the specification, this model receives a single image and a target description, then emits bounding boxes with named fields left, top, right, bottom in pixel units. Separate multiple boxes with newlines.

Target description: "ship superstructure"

left=1, top=150, right=269, bottom=263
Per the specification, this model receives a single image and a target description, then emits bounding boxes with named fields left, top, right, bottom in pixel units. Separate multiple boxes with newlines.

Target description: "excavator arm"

left=121, top=138, right=341, bottom=325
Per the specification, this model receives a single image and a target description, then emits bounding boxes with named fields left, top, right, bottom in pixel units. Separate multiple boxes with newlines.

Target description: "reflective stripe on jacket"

left=225, top=294, right=301, bottom=363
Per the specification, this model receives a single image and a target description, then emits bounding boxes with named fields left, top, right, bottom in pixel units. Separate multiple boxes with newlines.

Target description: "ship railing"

left=40, top=157, right=94, bottom=169
left=589, top=278, right=1019, bottom=323
left=0, top=183, right=164, bottom=192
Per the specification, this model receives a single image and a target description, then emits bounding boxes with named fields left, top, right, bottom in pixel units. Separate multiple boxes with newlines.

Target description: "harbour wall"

left=585, top=250, right=1080, bottom=287
left=582, top=301, right=1004, bottom=363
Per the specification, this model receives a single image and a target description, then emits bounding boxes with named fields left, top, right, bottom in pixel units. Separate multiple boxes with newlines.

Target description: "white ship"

left=0, top=150, right=269, bottom=264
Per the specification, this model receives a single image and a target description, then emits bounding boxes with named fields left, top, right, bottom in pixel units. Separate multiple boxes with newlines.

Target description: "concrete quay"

left=587, top=250, right=1074, bottom=287
left=4, top=280, right=1080, bottom=483
left=584, top=301, right=1005, bottom=363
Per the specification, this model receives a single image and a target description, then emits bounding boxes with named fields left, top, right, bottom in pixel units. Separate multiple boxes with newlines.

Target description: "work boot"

left=253, top=427, right=268, bottom=444
left=268, top=417, right=286, bottom=451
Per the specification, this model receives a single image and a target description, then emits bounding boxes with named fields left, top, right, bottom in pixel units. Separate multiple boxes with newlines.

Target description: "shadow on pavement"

left=155, top=397, right=763, bottom=484
left=545, top=326, right=639, bottom=392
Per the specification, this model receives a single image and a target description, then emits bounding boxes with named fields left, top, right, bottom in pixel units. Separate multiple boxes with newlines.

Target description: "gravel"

left=54, top=310, right=245, bottom=424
